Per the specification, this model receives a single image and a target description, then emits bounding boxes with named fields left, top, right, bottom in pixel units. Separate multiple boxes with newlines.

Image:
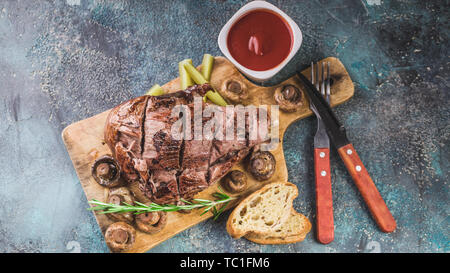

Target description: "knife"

left=296, top=72, right=396, bottom=233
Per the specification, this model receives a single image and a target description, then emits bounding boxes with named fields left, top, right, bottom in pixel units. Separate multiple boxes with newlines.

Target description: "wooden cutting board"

left=62, top=56, right=354, bottom=252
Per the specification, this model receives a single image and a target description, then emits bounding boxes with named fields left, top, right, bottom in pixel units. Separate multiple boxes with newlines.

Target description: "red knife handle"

left=337, top=143, right=396, bottom=233
left=314, top=148, right=334, bottom=244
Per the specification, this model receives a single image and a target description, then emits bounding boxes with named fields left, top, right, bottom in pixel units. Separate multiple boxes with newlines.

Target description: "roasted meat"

left=104, top=84, right=269, bottom=204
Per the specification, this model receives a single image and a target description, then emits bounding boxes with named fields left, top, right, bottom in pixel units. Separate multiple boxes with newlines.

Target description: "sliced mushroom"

left=105, top=222, right=136, bottom=252
left=220, top=79, right=249, bottom=103
left=135, top=211, right=167, bottom=234
left=105, top=187, right=135, bottom=224
left=249, top=150, right=276, bottom=181
left=176, top=200, right=192, bottom=214
left=274, top=84, right=303, bottom=112
left=91, top=155, right=121, bottom=187
left=223, top=170, right=247, bottom=193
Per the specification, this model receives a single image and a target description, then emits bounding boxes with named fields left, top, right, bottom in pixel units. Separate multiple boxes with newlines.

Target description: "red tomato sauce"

left=227, top=9, right=293, bottom=71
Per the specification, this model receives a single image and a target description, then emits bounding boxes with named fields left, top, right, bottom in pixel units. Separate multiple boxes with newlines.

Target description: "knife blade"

left=296, top=71, right=396, bottom=233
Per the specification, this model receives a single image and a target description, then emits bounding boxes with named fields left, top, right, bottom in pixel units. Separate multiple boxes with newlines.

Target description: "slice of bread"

left=226, top=182, right=298, bottom=239
left=244, top=209, right=311, bottom=244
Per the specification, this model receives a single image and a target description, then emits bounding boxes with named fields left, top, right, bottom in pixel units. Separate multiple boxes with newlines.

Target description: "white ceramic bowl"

left=218, top=1, right=302, bottom=82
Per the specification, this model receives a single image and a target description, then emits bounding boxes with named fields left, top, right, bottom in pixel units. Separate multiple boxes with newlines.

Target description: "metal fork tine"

left=321, top=62, right=325, bottom=96
left=326, top=61, right=331, bottom=103
left=311, top=62, right=314, bottom=85
left=315, top=62, right=320, bottom=90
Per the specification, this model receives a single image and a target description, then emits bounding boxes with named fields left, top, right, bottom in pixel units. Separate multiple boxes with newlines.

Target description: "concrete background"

left=0, top=0, right=448, bottom=253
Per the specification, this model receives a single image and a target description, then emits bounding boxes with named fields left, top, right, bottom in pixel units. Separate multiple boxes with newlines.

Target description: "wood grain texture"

left=337, top=144, right=396, bottom=233
left=314, top=148, right=334, bottom=244
left=61, top=56, right=354, bottom=252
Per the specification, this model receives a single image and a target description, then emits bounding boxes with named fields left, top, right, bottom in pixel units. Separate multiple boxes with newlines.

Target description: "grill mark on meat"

left=203, top=111, right=216, bottom=180
left=176, top=109, right=186, bottom=201
left=140, top=97, right=150, bottom=158
left=175, top=170, right=182, bottom=202
left=205, top=135, right=214, bottom=184
left=245, top=127, right=250, bottom=150
left=135, top=97, right=151, bottom=197
left=178, top=139, right=185, bottom=168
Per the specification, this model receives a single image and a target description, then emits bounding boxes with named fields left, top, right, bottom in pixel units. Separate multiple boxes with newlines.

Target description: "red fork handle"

left=314, top=148, right=334, bottom=244
left=337, top=144, right=396, bottom=233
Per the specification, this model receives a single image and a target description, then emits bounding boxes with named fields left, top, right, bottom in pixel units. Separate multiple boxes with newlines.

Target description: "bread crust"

left=226, top=181, right=298, bottom=239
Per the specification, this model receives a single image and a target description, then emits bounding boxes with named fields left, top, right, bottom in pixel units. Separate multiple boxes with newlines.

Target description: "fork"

left=311, top=61, right=334, bottom=244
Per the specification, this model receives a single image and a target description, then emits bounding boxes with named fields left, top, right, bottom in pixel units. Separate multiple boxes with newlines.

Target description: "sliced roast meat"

left=142, top=85, right=210, bottom=171
left=104, top=96, right=148, bottom=182
left=178, top=105, right=213, bottom=198
left=142, top=106, right=181, bottom=170
left=182, top=138, right=211, bottom=170
left=151, top=169, right=179, bottom=204
left=178, top=168, right=209, bottom=198
left=104, top=84, right=270, bottom=204
left=114, top=142, right=139, bottom=182
left=208, top=148, right=250, bottom=185
left=139, top=169, right=179, bottom=204
left=209, top=106, right=247, bottom=165
left=181, top=105, right=213, bottom=170
left=104, top=95, right=148, bottom=156
left=206, top=105, right=269, bottom=184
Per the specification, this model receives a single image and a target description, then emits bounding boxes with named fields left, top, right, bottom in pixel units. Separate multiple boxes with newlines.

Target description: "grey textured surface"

left=0, top=0, right=448, bottom=253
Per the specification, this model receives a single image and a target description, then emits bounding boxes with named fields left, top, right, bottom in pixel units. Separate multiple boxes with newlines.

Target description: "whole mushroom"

left=105, top=187, right=135, bottom=224
left=274, top=84, right=303, bottom=112
left=105, top=222, right=136, bottom=252
left=223, top=170, right=247, bottom=193
left=220, top=79, right=249, bottom=103
left=248, top=150, right=276, bottom=181
left=91, top=155, right=121, bottom=187
left=135, top=211, right=167, bottom=234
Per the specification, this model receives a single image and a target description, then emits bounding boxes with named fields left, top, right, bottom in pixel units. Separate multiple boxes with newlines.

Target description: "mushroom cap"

left=138, top=211, right=160, bottom=225
left=91, top=155, right=121, bottom=187
left=105, top=222, right=136, bottom=252
left=220, top=78, right=249, bottom=103
left=135, top=211, right=168, bottom=234
left=274, top=84, right=303, bottom=112
left=223, top=170, right=248, bottom=193
left=249, top=151, right=276, bottom=181
left=105, top=187, right=135, bottom=224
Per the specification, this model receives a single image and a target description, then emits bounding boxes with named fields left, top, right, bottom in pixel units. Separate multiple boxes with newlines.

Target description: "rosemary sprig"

left=87, top=187, right=236, bottom=220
